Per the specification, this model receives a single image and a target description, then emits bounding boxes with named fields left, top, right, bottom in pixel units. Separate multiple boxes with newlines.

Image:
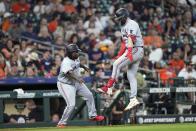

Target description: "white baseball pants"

left=57, top=82, right=97, bottom=125
left=111, top=47, right=144, bottom=98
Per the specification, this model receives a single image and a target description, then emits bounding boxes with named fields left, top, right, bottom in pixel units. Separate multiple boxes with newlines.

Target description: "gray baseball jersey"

left=121, top=18, right=143, bottom=47
left=58, top=57, right=81, bottom=85
left=111, top=18, right=144, bottom=98
left=57, top=56, right=97, bottom=125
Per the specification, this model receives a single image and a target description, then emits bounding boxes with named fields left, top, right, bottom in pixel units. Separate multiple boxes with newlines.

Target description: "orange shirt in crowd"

left=48, top=20, right=58, bottom=33
left=0, top=64, right=6, bottom=79
left=11, top=2, right=30, bottom=13
left=64, top=4, right=76, bottom=14
left=143, top=36, right=164, bottom=48
left=2, top=19, right=11, bottom=32
left=158, top=68, right=176, bottom=86
left=168, top=59, right=184, bottom=72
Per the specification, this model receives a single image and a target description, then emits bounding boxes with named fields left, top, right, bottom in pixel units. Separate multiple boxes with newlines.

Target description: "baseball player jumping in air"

left=97, top=8, right=144, bottom=111
left=57, top=44, right=104, bottom=128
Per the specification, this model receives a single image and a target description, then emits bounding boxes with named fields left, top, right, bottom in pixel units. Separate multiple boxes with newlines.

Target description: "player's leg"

left=124, top=47, right=144, bottom=111
left=97, top=51, right=128, bottom=93
left=57, top=82, right=76, bottom=126
left=124, top=61, right=140, bottom=111
left=76, top=82, right=104, bottom=121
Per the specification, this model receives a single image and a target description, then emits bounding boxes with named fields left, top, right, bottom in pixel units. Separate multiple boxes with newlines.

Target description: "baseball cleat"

left=97, top=78, right=116, bottom=94
left=89, top=115, right=105, bottom=121
left=56, top=124, right=67, bottom=128
left=124, top=97, right=139, bottom=111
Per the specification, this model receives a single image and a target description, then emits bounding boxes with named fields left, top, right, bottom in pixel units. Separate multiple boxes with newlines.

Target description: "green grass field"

left=0, top=124, right=196, bottom=131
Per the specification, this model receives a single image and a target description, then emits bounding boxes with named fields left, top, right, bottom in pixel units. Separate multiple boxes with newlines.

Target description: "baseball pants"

left=57, top=82, right=97, bottom=125
left=111, top=47, right=144, bottom=98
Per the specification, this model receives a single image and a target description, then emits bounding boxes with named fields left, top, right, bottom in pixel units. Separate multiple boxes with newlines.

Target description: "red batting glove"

left=126, top=47, right=133, bottom=62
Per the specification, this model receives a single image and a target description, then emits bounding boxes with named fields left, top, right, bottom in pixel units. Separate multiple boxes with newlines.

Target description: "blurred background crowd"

left=0, top=0, right=196, bottom=125
left=0, top=0, right=195, bottom=87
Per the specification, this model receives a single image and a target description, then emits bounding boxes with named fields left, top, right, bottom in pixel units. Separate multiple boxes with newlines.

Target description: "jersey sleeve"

left=114, top=41, right=126, bottom=59
left=61, top=60, right=74, bottom=74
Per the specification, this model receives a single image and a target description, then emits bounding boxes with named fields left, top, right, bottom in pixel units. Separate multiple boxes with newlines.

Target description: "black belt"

left=133, top=46, right=143, bottom=48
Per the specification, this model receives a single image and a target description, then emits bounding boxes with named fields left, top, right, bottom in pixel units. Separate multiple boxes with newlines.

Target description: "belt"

left=133, top=46, right=143, bottom=48
left=57, top=80, right=73, bottom=85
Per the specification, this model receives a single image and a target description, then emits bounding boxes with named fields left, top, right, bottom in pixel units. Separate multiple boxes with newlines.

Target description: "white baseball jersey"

left=121, top=18, right=143, bottom=47
left=58, top=57, right=81, bottom=85
left=57, top=56, right=97, bottom=125
left=110, top=18, right=144, bottom=99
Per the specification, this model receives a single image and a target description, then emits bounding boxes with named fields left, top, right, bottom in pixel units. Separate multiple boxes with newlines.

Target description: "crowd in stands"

left=1, top=0, right=196, bottom=124
left=0, top=0, right=195, bottom=87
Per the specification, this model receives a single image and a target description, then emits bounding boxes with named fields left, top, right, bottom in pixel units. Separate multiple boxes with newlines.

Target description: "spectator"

left=25, top=66, right=37, bottom=77
left=8, top=18, right=25, bottom=40
left=21, top=22, right=37, bottom=40
left=26, top=99, right=43, bottom=123
left=48, top=14, right=60, bottom=33
left=50, top=54, right=61, bottom=76
left=178, top=61, right=196, bottom=79
left=86, top=21, right=101, bottom=36
left=37, top=26, right=52, bottom=42
left=96, top=32, right=113, bottom=53
left=55, top=36, right=64, bottom=46
left=0, top=53, right=6, bottom=79
left=9, top=101, right=26, bottom=124
left=191, top=50, right=196, bottom=64
left=45, top=0, right=64, bottom=14
left=140, top=7, right=150, bottom=22
left=178, top=61, right=196, bottom=102
left=33, top=0, right=46, bottom=19
left=111, top=96, right=125, bottom=125
left=126, top=2, right=135, bottom=20
left=64, top=0, right=77, bottom=14
left=148, top=17, right=164, bottom=35
left=0, top=0, right=10, bottom=15
left=51, top=113, right=60, bottom=123
left=168, top=51, right=185, bottom=73
left=11, top=0, right=30, bottom=14
left=84, top=16, right=103, bottom=31
left=164, top=18, right=175, bottom=37
left=19, top=40, right=30, bottom=59
left=2, top=12, right=12, bottom=32
left=41, top=50, right=53, bottom=74
left=189, top=21, right=196, bottom=36
left=156, top=62, right=176, bottom=86
left=88, top=47, right=104, bottom=71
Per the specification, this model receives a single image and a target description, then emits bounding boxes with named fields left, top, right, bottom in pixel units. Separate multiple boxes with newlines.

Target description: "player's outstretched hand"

left=84, top=67, right=91, bottom=73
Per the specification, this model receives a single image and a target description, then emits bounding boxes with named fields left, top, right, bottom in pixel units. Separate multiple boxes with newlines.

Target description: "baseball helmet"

left=66, top=44, right=81, bottom=59
left=114, top=8, right=129, bottom=25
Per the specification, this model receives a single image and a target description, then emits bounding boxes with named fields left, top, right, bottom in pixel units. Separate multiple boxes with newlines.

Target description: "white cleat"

left=124, top=97, right=140, bottom=111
